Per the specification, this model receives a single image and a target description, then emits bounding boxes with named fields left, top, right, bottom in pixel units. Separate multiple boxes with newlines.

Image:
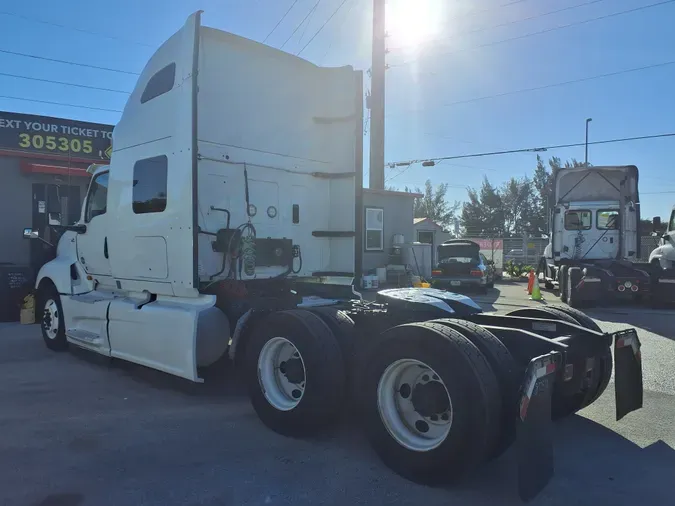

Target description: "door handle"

left=104, top=237, right=109, bottom=259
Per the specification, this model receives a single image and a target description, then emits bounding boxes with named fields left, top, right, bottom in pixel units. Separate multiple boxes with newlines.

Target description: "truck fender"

left=35, top=258, right=77, bottom=295
left=228, top=309, right=255, bottom=362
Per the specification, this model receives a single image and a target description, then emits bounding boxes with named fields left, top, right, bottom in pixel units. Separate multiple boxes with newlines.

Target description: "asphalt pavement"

left=0, top=284, right=673, bottom=506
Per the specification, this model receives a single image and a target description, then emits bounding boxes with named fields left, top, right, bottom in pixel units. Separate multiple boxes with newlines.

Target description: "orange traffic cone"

left=527, top=269, right=535, bottom=294
left=530, top=276, right=543, bottom=301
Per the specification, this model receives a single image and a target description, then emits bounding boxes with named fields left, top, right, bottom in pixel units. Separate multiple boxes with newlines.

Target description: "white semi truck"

left=23, top=12, right=643, bottom=501
left=541, top=165, right=675, bottom=306
left=649, top=205, right=675, bottom=269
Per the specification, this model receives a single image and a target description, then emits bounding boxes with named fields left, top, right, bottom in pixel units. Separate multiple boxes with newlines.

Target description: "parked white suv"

left=649, top=207, right=675, bottom=269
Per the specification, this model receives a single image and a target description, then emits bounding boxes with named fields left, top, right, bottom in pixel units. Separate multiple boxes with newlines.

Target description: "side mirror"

left=653, top=216, right=662, bottom=231
left=23, top=228, right=39, bottom=240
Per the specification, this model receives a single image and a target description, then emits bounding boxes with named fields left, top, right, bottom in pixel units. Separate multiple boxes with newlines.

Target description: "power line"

left=0, top=94, right=123, bottom=113
left=319, top=0, right=358, bottom=63
left=0, top=9, right=155, bottom=47
left=280, top=0, right=323, bottom=50
left=389, top=59, right=675, bottom=118
left=298, top=0, right=351, bottom=56
left=392, top=0, right=675, bottom=68
left=643, top=191, right=675, bottom=194
left=263, top=0, right=302, bottom=43
left=298, top=0, right=322, bottom=44
left=389, top=0, right=606, bottom=52
left=0, top=48, right=140, bottom=76
left=0, top=71, right=131, bottom=94
left=385, top=132, right=675, bottom=182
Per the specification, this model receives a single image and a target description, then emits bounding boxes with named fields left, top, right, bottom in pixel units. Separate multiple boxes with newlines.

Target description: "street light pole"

left=369, top=0, right=386, bottom=190
left=585, top=118, right=592, bottom=166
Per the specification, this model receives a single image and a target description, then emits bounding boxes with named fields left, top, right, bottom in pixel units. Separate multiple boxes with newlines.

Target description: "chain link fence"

left=460, top=234, right=660, bottom=272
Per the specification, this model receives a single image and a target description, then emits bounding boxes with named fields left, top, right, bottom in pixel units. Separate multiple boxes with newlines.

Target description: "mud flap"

left=613, top=329, right=643, bottom=421
left=516, top=352, right=560, bottom=502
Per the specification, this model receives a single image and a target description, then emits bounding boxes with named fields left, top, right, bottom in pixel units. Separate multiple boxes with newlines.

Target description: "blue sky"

left=1, top=0, right=674, bottom=218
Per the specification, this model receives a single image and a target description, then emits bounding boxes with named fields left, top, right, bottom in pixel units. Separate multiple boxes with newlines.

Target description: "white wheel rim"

left=43, top=299, right=59, bottom=340
left=257, top=337, right=306, bottom=411
left=377, top=359, right=453, bottom=452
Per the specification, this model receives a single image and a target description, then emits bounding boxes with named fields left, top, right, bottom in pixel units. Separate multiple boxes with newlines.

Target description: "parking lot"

left=1, top=283, right=674, bottom=506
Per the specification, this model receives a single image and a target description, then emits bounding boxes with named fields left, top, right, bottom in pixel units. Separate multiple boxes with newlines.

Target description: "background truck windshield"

left=565, top=210, right=592, bottom=230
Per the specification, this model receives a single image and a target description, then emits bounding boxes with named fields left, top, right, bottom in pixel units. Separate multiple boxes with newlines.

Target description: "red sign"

left=465, top=238, right=503, bottom=250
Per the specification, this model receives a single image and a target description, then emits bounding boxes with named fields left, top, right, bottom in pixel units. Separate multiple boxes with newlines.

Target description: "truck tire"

left=506, top=306, right=609, bottom=418
left=545, top=304, right=612, bottom=407
left=308, top=307, right=356, bottom=364
left=359, top=322, right=501, bottom=485
left=430, top=319, right=518, bottom=458
left=559, top=265, right=569, bottom=303
left=244, top=309, right=346, bottom=436
left=38, top=283, right=68, bottom=352
left=545, top=304, right=601, bottom=332
left=309, top=307, right=359, bottom=399
left=567, top=267, right=583, bottom=308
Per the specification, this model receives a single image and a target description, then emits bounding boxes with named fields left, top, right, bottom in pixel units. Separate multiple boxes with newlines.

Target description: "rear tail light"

left=470, top=269, right=483, bottom=277
left=631, top=284, right=639, bottom=292
left=618, top=285, right=626, bottom=292
left=432, top=269, right=442, bottom=276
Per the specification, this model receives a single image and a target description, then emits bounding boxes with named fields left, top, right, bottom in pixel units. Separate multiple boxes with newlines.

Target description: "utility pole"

left=585, top=117, right=592, bottom=166
left=369, top=0, right=386, bottom=190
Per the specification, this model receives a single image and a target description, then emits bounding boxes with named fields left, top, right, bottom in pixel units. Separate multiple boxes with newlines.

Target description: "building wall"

left=413, top=220, right=452, bottom=267
left=362, top=190, right=415, bottom=273
left=0, top=155, right=90, bottom=266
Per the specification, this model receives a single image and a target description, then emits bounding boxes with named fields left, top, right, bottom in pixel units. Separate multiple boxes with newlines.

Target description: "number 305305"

left=19, top=133, right=93, bottom=154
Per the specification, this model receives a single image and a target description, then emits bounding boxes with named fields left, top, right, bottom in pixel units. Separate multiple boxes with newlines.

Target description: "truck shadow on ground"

left=444, top=414, right=675, bottom=505
left=70, top=347, right=247, bottom=399
left=584, top=307, right=675, bottom=340
left=302, top=409, right=675, bottom=506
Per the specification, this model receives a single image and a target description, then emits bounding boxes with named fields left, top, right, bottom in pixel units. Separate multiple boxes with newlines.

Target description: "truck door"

left=596, top=209, right=620, bottom=257
left=76, top=171, right=113, bottom=282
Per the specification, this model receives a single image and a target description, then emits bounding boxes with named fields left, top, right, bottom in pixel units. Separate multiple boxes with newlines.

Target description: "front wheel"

left=559, top=266, right=569, bottom=303
left=38, top=285, right=68, bottom=351
left=567, top=267, right=582, bottom=308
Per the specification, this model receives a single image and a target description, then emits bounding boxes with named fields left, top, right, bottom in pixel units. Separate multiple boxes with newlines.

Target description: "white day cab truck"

left=23, top=12, right=643, bottom=501
left=649, top=205, right=675, bottom=273
left=541, top=165, right=675, bottom=307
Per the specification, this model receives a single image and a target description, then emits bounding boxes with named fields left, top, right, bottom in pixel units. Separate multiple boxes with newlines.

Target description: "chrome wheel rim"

left=43, top=299, right=59, bottom=340
left=257, top=337, right=306, bottom=411
left=377, top=359, right=453, bottom=452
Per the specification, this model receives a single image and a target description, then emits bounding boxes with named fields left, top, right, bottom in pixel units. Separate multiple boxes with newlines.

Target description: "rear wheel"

left=244, top=310, right=346, bottom=436
left=506, top=306, right=610, bottom=418
left=38, top=284, right=68, bottom=352
left=360, top=322, right=500, bottom=485
left=430, top=319, right=518, bottom=458
left=545, top=304, right=612, bottom=406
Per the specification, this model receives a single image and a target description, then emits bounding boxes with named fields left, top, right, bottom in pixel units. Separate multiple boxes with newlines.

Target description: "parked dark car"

left=431, top=240, right=495, bottom=293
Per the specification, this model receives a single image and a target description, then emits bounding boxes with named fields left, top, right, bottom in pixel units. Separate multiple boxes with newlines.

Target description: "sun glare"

left=386, top=0, right=445, bottom=50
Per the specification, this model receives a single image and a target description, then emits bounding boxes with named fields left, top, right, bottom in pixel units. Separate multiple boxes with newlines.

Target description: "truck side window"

left=597, top=210, right=619, bottom=230
left=133, top=156, right=168, bottom=214
left=140, top=63, right=176, bottom=104
left=85, top=172, right=109, bottom=223
left=564, top=210, right=591, bottom=230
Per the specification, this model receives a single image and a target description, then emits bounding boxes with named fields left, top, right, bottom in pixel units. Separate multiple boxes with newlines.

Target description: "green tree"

left=500, top=176, right=534, bottom=236
left=461, top=177, right=504, bottom=237
left=411, top=180, right=460, bottom=228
